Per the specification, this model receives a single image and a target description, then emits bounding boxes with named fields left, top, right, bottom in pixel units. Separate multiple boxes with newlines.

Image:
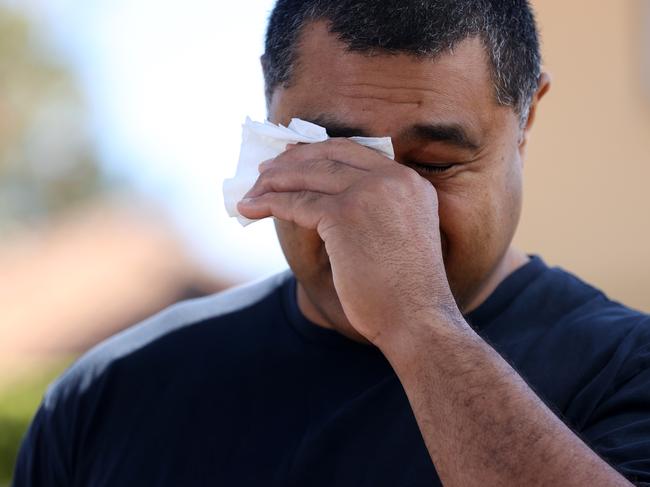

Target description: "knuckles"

left=324, top=138, right=357, bottom=163
left=336, top=168, right=439, bottom=221
left=320, top=159, right=344, bottom=175
left=364, top=167, right=434, bottom=199
left=326, top=137, right=356, bottom=150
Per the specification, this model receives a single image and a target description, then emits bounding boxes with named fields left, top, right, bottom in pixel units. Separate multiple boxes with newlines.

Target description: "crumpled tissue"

left=223, top=117, right=395, bottom=226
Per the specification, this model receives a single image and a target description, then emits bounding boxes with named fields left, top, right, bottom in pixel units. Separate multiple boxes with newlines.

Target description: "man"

left=13, top=1, right=650, bottom=486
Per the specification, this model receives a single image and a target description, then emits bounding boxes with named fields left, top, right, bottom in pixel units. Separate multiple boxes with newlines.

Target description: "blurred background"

left=0, top=0, right=648, bottom=484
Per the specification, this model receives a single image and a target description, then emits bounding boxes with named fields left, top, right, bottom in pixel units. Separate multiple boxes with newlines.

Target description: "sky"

left=8, top=0, right=288, bottom=282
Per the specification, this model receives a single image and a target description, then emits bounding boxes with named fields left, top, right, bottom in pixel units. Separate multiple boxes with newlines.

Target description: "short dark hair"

left=263, top=0, right=541, bottom=123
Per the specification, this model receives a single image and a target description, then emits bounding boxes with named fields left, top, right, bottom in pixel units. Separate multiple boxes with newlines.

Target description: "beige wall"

left=515, top=1, right=650, bottom=312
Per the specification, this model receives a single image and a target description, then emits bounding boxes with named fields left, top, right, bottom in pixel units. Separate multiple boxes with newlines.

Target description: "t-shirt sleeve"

left=581, top=342, right=650, bottom=485
left=12, top=401, right=70, bottom=487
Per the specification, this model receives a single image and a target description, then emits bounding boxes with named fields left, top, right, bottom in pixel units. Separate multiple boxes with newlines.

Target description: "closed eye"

left=407, top=162, right=455, bottom=174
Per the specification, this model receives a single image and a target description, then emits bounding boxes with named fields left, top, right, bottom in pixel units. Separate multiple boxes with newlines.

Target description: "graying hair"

left=262, top=0, right=542, bottom=125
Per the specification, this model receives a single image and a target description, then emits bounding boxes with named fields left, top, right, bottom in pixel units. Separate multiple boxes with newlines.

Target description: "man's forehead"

left=293, top=22, right=493, bottom=88
left=267, top=22, right=520, bottom=143
left=280, top=24, right=500, bottom=125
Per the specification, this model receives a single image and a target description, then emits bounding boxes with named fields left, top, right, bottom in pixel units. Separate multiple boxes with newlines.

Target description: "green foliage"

left=0, top=361, right=72, bottom=487
left=0, top=5, right=107, bottom=233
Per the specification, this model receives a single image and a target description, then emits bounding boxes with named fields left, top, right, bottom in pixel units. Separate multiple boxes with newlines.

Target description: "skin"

left=265, top=23, right=533, bottom=344
left=239, top=21, right=632, bottom=486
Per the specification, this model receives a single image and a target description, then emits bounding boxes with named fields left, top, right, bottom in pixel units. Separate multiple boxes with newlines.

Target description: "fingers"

left=275, top=138, right=393, bottom=171
left=246, top=158, right=366, bottom=198
left=238, top=137, right=393, bottom=229
left=237, top=190, right=331, bottom=230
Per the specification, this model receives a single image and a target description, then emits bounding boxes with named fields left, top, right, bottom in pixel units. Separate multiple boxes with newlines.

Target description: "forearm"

left=378, top=314, right=632, bottom=487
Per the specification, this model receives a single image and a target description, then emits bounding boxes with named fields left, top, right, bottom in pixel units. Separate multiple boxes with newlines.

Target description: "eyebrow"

left=408, top=124, right=480, bottom=151
left=305, top=114, right=480, bottom=151
left=306, top=115, right=373, bottom=138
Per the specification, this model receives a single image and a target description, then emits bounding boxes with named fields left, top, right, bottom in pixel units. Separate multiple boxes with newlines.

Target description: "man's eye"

left=408, top=163, right=454, bottom=174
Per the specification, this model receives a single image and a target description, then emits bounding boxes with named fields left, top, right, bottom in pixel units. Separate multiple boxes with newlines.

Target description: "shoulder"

left=492, top=258, right=649, bottom=350
left=14, top=271, right=295, bottom=484
left=507, top=261, right=650, bottom=408
left=513, top=260, right=649, bottom=334
left=42, top=270, right=293, bottom=409
left=538, top=264, right=649, bottom=337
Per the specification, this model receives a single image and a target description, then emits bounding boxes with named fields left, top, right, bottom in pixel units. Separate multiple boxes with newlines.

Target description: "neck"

left=296, top=279, right=372, bottom=344
left=461, top=247, right=530, bottom=314
left=295, top=247, right=530, bottom=343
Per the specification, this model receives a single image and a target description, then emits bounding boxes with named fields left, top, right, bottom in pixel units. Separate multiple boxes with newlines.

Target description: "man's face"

left=267, top=22, right=528, bottom=326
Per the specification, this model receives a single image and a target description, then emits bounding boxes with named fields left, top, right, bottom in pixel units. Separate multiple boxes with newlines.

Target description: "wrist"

left=373, top=304, right=470, bottom=367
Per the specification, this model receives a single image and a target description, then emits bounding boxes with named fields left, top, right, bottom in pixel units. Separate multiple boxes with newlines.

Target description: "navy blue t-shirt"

left=12, top=257, right=650, bottom=486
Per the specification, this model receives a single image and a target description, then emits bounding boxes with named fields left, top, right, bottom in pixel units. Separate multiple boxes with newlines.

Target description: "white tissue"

left=223, top=117, right=395, bottom=226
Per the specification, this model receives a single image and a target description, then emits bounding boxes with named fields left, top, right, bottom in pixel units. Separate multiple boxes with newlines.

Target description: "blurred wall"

left=516, top=1, right=650, bottom=312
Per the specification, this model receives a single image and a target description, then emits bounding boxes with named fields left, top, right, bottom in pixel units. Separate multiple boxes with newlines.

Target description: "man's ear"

left=260, top=54, right=271, bottom=113
left=519, top=71, right=552, bottom=157
left=260, top=54, right=268, bottom=76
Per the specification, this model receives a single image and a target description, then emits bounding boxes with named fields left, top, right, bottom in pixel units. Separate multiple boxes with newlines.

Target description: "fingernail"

left=238, top=197, right=255, bottom=205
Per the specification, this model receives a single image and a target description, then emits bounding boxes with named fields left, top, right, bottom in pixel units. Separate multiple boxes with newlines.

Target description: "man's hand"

left=238, top=138, right=460, bottom=346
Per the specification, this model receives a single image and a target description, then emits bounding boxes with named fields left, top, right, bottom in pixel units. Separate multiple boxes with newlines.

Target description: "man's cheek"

left=436, top=194, right=462, bottom=253
left=437, top=198, right=489, bottom=268
left=293, top=225, right=325, bottom=252
left=278, top=221, right=328, bottom=266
